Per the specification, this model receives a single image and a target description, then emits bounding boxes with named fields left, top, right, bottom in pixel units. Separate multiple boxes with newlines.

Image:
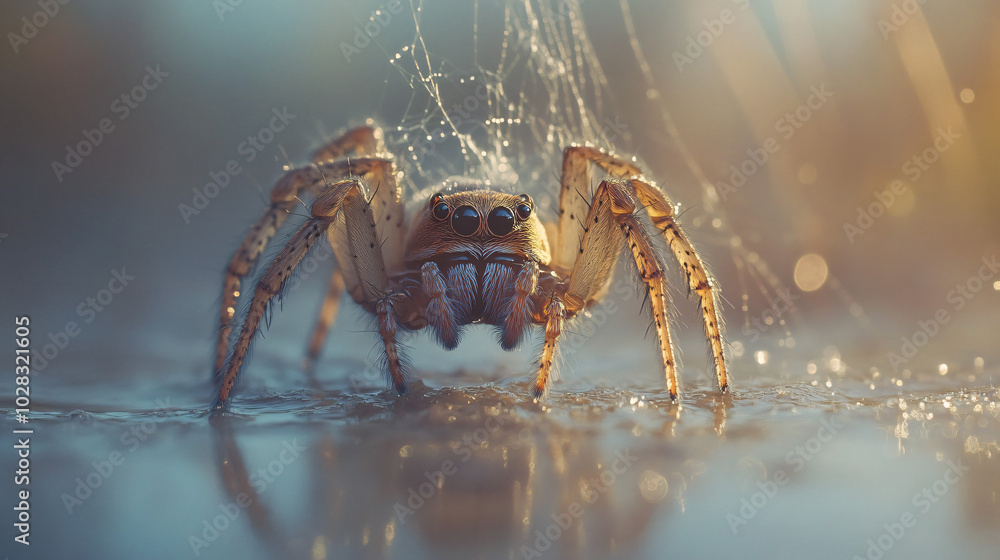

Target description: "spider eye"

left=451, top=205, right=480, bottom=236
left=432, top=202, right=450, bottom=221
left=487, top=207, right=515, bottom=236
left=516, top=203, right=532, bottom=220
left=430, top=193, right=449, bottom=221
left=515, top=194, right=533, bottom=220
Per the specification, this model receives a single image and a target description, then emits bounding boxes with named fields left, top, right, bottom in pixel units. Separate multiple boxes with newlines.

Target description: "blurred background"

left=1, top=1, right=999, bottom=559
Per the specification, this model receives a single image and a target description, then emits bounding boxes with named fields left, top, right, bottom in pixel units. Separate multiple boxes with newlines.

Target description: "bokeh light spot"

left=794, top=253, right=829, bottom=292
left=638, top=470, right=668, bottom=503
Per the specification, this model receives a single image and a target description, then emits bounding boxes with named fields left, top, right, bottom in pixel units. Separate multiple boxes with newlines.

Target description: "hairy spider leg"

left=215, top=126, right=385, bottom=375
left=545, top=145, right=728, bottom=400
left=214, top=169, right=407, bottom=410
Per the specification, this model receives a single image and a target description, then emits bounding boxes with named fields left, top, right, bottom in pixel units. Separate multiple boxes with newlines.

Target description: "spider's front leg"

left=213, top=171, right=405, bottom=410
left=214, top=125, right=385, bottom=375
left=548, top=145, right=729, bottom=400
left=531, top=295, right=566, bottom=398
left=537, top=179, right=681, bottom=399
left=629, top=178, right=729, bottom=394
left=374, top=291, right=413, bottom=395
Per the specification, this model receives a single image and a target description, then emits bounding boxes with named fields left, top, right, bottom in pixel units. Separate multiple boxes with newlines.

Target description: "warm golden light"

left=311, top=536, right=327, bottom=559
left=797, top=163, right=818, bottom=184
left=793, top=253, right=829, bottom=292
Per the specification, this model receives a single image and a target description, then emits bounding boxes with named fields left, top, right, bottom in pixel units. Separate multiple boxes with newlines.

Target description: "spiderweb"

left=373, top=0, right=806, bottom=359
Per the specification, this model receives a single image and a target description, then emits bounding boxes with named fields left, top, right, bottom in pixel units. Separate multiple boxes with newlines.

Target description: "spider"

left=212, top=124, right=728, bottom=410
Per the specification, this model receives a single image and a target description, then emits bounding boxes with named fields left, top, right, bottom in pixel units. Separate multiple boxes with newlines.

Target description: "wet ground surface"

left=7, top=343, right=999, bottom=560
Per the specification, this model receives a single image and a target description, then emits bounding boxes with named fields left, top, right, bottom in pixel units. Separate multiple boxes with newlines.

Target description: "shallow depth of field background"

left=1, top=1, right=999, bottom=559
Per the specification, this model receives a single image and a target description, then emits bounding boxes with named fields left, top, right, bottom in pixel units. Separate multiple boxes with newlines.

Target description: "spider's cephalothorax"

left=403, top=188, right=552, bottom=351
left=212, top=124, right=729, bottom=410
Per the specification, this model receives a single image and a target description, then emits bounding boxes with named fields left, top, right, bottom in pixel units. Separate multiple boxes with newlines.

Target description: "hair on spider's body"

left=211, top=124, right=729, bottom=411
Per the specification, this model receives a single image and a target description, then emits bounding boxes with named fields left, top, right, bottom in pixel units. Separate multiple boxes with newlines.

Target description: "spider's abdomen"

left=437, top=254, right=522, bottom=326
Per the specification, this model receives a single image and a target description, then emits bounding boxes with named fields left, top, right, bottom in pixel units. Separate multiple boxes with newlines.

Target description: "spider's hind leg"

left=311, top=124, right=384, bottom=162
left=304, top=268, right=345, bottom=368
